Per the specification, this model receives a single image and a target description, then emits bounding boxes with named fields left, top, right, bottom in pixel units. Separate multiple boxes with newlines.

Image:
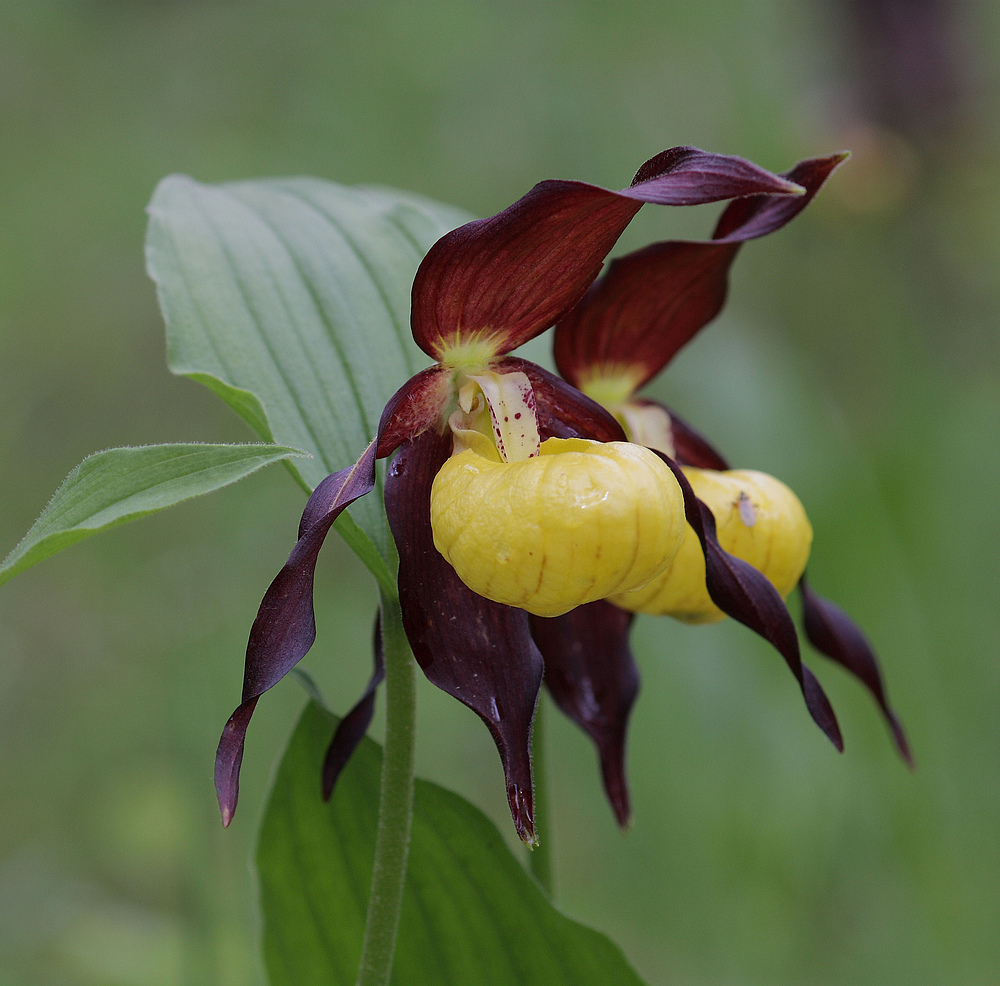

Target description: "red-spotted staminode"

left=533, top=153, right=910, bottom=827
left=214, top=148, right=849, bottom=844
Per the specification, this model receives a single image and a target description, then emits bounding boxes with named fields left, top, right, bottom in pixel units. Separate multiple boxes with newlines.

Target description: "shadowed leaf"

left=258, top=700, right=651, bottom=986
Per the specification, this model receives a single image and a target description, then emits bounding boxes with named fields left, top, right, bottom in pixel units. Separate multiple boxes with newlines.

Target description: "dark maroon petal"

left=375, top=365, right=452, bottom=459
left=553, top=154, right=846, bottom=389
left=410, top=148, right=803, bottom=362
left=656, top=452, right=844, bottom=752
left=322, top=612, right=387, bottom=799
left=530, top=602, right=639, bottom=828
left=214, top=441, right=378, bottom=826
left=712, top=153, right=849, bottom=242
left=627, top=146, right=805, bottom=205
left=800, top=575, right=912, bottom=764
left=554, top=241, right=739, bottom=389
left=664, top=405, right=731, bottom=471
left=502, top=356, right=626, bottom=443
left=385, top=428, right=544, bottom=844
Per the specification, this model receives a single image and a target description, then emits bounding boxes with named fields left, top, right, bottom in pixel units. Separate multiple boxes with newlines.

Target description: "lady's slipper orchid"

left=538, top=153, right=910, bottom=826
left=214, top=147, right=818, bottom=843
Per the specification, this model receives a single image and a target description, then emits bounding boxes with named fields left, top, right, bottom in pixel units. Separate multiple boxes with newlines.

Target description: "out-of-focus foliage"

left=0, top=1, right=997, bottom=984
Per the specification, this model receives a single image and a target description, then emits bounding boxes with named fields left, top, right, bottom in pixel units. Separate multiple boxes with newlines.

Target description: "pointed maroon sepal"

left=800, top=575, right=912, bottom=764
left=531, top=602, right=639, bottom=827
left=322, top=612, right=388, bottom=799
left=656, top=452, right=844, bottom=751
left=385, top=428, right=544, bottom=844
left=214, top=440, right=378, bottom=826
left=411, top=148, right=804, bottom=363
left=554, top=153, right=848, bottom=391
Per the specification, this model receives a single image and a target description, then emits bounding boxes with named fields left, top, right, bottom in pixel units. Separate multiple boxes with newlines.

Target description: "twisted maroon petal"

left=530, top=603, right=639, bottom=828
left=656, top=452, right=844, bottom=751
left=712, top=153, right=849, bottom=242
left=215, top=440, right=378, bottom=826
left=385, top=428, right=544, bottom=844
left=554, top=153, right=847, bottom=390
left=627, top=146, right=805, bottom=205
left=322, top=612, right=387, bottom=799
left=800, top=575, right=912, bottom=764
left=411, top=148, right=803, bottom=361
left=501, top=357, right=626, bottom=443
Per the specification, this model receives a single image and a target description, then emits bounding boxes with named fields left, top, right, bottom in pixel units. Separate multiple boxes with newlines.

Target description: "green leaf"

left=258, top=700, right=650, bottom=986
left=0, top=443, right=306, bottom=587
left=145, top=175, right=471, bottom=588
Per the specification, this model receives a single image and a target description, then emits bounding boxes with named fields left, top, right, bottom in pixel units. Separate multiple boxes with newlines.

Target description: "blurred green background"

left=1, top=1, right=998, bottom=983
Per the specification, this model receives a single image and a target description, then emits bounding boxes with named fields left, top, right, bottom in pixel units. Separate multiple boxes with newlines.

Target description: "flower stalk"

left=528, top=697, right=555, bottom=898
left=355, top=590, right=417, bottom=986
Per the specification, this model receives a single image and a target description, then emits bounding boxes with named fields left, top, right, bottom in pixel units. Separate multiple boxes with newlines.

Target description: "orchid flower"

left=214, top=147, right=823, bottom=843
left=539, top=153, right=910, bottom=827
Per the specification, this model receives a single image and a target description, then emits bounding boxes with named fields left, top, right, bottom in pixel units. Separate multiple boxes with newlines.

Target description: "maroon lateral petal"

left=656, top=452, right=844, bottom=752
left=385, top=428, right=545, bottom=845
left=712, top=153, right=849, bottom=242
left=530, top=602, right=639, bottom=828
left=664, top=405, right=731, bottom=471
left=375, top=365, right=452, bottom=459
left=553, top=153, right=846, bottom=389
left=322, top=612, right=387, bottom=799
left=502, top=356, right=626, bottom=443
left=214, top=440, right=378, bottom=826
left=410, top=148, right=803, bottom=362
left=799, top=575, right=912, bottom=764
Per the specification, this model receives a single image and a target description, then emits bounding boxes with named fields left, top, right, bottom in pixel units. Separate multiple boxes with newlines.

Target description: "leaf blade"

left=1, top=443, right=306, bottom=586
left=145, top=174, right=470, bottom=576
left=258, top=700, right=650, bottom=986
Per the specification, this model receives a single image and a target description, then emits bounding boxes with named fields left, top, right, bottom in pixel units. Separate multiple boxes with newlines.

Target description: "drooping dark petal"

left=375, top=365, right=452, bottom=459
left=411, top=149, right=804, bottom=362
left=214, top=440, right=378, bottom=826
left=385, top=428, right=544, bottom=845
left=501, top=356, right=626, bottom=443
left=663, top=405, right=731, bottom=471
left=553, top=153, right=847, bottom=389
left=530, top=602, right=639, bottom=828
left=655, top=452, right=844, bottom=752
left=712, top=153, right=849, bottom=242
left=322, top=612, right=387, bottom=799
left=799, top=575, right=912, bottom=764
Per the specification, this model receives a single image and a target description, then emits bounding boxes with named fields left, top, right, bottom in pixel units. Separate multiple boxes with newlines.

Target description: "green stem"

left=528, top=696, right=555, bottom=898
left=355, top=590, right=417, bottom=986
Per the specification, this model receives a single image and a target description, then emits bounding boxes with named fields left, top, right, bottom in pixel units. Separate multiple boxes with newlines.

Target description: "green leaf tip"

left=1, top=442, right=307, bottom=588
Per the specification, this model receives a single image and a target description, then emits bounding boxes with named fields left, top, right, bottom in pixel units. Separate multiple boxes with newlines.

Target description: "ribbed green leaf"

left=145, top=176, right=470, bottom=590
left=258, top=700, right=650, bottom=986
left=0, top=443, right=306, bottom=587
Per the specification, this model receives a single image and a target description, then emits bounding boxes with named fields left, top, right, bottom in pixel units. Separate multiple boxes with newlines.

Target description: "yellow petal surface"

left=610, top=468, right=812, bottom=623
left=430, top=438, right=686, bottom=617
